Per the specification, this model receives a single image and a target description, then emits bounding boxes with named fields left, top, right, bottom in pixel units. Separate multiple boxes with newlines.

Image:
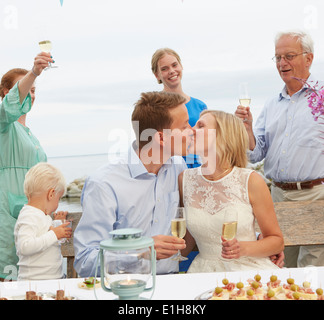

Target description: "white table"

left=1, top=266, right=324, bottom=300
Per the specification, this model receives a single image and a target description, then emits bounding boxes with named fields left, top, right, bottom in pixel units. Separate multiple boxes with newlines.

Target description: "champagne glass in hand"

left=38, top=40, right=57, bottom=69
left=222, top=209, right=238, bottom=241
left=171, top=207, right=188, bottom=261
left=239, top=82, right=251, bottom=122
left=221, top=208, right=238, bottom=261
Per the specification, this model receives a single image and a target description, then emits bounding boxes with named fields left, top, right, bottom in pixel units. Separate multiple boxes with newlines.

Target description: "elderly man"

left=235, top=30, right=324, bottom=268
left=73, top=91, right=193, bottom=276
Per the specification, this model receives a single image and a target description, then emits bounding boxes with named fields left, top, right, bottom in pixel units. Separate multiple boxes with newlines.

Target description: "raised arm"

left=17, top=52, right=53, bottom=104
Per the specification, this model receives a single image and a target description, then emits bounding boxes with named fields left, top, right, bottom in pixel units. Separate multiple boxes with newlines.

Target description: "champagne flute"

left=171, top=207, right=188, bottom=261
left=239, top=82, right=251, bottom=123
left=222, top=209, right=238, bottom=241
left=221, top=208, right=238, bottom=263
left=38, top=40, right=58, bottom=69
left=239, top=82, right=251, bottom=108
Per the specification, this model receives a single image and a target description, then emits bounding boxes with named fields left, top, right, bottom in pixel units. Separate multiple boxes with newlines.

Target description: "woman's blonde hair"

left=24, top=162, right=67, bottom=199
left=151, top=48, right=182, bottom=84
left=200, top=110, right=249, bottom=169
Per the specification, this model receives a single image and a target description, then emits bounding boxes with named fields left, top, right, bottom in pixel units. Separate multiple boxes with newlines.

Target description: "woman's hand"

left=221, top=236, right=241, bottom=259
left=33, top=52, right=54, bottom=76
left=18, top=52, right=54, bottom=103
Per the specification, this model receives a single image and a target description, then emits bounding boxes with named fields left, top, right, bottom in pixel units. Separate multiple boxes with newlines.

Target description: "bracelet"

left=31, top=67, right=40, bottom=77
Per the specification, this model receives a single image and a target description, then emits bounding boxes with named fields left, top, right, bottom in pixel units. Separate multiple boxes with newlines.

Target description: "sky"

left=1, top=0, right=324, bottom=157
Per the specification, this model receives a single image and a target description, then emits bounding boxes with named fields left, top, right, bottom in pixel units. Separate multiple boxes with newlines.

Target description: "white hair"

left=24, top=162, right=67, bottom=199
left=275, top=30, right=314, bottom=53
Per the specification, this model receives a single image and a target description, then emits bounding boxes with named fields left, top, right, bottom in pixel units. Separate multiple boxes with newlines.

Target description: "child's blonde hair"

left=200, top=110, right=249, bottom=169
left=24, top=162, right=67, bottom=199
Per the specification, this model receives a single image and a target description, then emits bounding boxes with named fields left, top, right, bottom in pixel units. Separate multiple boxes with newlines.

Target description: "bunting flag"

left=60, top=0, right=63, bottom=6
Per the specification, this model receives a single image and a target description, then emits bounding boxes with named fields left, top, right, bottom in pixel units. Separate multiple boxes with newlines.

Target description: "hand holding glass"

left=39, top=40, right=57, bottom=69
left=171, top=207, right=188, bottom=261
left=59, top=219, right=72, bottom=244
left=222, top=209, right=238, bottom=241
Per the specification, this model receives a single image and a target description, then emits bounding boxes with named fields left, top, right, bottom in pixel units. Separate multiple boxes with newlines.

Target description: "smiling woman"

left=151, top=48, right=207, bottom=168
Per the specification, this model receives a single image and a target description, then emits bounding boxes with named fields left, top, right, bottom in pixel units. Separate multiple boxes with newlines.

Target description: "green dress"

left=0, top=82, right=47, bottom=279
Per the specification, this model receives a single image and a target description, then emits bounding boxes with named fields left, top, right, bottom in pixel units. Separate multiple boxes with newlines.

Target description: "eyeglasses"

left=272, top=52, right=308, bottom=63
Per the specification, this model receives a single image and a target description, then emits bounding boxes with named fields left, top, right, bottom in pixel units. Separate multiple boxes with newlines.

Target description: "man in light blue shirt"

left=236, top=30, right=324, bottom=268
left=73, top=92, right=191, bottom=276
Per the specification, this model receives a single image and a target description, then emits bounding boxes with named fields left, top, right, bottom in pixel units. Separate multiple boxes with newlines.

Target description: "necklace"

left=204, top=167, right=232, bottom=181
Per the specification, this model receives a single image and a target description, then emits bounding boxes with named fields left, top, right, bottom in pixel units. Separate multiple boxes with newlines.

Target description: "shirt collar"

left=127, top=141, right=173, bottom=178
left=278, top=73, right=318, bottom=101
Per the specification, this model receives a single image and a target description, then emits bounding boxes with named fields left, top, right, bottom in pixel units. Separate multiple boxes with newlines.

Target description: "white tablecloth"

left=1, top=266, right=324, bottom=300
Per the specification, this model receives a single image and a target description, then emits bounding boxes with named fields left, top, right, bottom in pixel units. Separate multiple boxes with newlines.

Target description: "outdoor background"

left=1, top=0, right=324, bottom=182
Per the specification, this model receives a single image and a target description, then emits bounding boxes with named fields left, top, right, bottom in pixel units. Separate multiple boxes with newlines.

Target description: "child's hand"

left=50, top=222, right=72, bottom=240
left=53, top=211, right=68, bottom=220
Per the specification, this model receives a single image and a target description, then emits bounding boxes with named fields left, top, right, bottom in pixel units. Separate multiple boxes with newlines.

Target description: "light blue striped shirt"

left=249, top=74, right=324, bottom=182
left=73, top=142, right=187, bottom=277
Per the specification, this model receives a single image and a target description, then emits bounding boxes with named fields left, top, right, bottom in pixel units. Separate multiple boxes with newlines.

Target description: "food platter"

left=194, top=274, right=324, bottom=300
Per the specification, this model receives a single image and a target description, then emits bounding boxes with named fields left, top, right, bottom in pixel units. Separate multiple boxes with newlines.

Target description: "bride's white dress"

left=183, top=166, right=279, bottom=273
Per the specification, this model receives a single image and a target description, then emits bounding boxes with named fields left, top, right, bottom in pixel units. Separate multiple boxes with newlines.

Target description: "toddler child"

left=14, top=162, right=72, bottom=280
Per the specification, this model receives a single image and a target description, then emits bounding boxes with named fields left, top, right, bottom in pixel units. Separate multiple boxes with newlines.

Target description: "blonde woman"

left=151, top=48, right=207, bottom=168
left=179, top=110, right=284, bottom=272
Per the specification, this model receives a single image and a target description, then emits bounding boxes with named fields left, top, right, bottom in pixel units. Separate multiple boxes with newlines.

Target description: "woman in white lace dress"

left=179, top=110, right=284, bottom=272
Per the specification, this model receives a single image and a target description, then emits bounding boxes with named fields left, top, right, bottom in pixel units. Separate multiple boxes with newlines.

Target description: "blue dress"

left=183, top=97, right=207, bottom=169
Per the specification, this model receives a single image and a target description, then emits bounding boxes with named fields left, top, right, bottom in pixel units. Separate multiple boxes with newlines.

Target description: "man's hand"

left=258, top=233, right=285, bottom=268
left=152, top=235, right=186, bottom=260
left=270, top=251, right=285, bottom=268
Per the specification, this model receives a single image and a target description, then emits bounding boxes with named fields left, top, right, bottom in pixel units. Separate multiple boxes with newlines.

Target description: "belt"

left=273, top=178, right=324, bottom=190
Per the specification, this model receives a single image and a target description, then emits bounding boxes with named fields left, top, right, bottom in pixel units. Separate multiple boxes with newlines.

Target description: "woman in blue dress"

left=0, top=52, right=53, bottom=280
left=151, top=48, right=207, bottom=169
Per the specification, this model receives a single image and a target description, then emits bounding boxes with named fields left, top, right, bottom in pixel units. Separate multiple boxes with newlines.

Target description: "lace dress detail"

left=183, top=166, right=279, bottom=272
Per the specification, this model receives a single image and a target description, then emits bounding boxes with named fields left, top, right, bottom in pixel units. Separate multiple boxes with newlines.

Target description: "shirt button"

left=282, top=150, right=286, bottom=154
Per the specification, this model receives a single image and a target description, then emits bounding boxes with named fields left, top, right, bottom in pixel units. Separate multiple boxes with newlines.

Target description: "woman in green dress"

left=0, top=52, right=54, bottom=281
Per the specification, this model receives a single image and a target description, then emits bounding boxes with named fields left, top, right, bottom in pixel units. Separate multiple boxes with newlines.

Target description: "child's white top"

left=14, top=205, right=63, bottom=280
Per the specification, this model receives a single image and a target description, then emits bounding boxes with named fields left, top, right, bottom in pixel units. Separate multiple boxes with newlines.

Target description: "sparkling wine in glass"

left=171, top=207, right=188, bottom=261
left=222, top=209, right=238, bottom=241
left=38, top=40, right=57, bottom=69
left=239, top=82, right=251, bottom=108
